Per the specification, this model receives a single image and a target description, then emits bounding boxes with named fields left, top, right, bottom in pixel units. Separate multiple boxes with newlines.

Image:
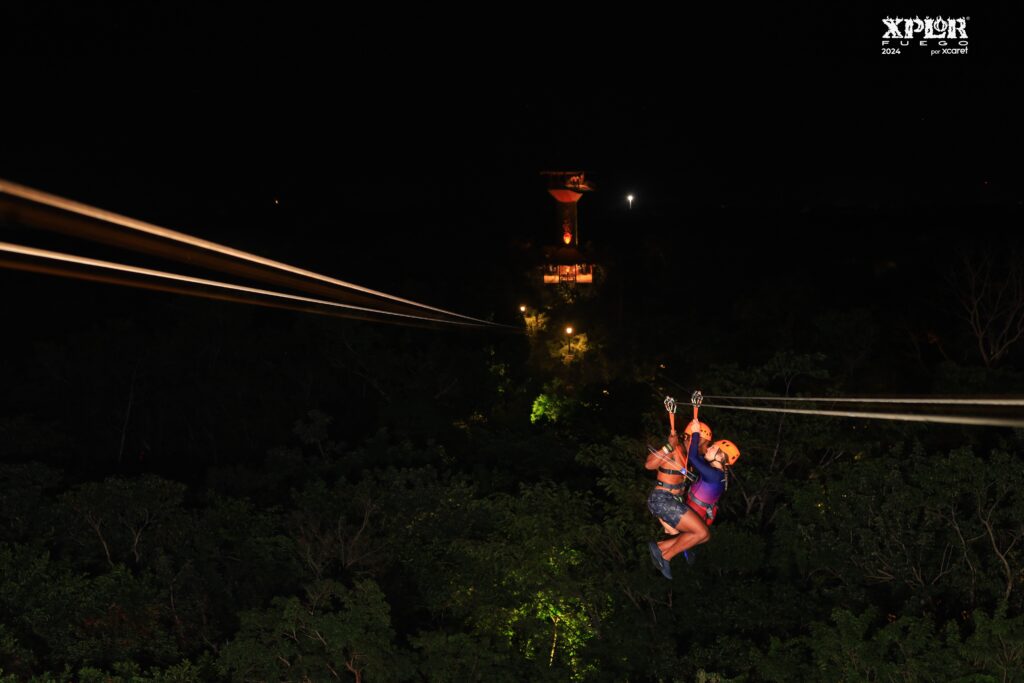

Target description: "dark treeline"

left=2, top=201, right=1024, bottom=682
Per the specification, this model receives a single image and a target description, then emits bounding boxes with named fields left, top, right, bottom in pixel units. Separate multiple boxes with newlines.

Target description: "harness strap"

left=682, top=402, right=699, bottom=474
left=686, top=491, right=718, bottom=526
left=648, top=445, right=696, bottom=481
left=657, top=466, right=696, bottom=482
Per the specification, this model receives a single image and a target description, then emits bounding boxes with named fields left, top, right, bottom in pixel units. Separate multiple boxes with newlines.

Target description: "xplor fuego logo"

left=881, top=16, right=969, bottom=47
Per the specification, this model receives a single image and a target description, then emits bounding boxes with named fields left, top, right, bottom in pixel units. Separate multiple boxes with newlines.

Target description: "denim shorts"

left=647, top=488, right=690, bottom=528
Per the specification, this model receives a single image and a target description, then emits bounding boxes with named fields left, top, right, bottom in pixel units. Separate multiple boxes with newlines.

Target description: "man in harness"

left=644, top=393, right=741, bottom=579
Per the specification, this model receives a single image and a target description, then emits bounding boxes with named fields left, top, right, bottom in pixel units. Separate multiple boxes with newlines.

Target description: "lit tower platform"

left=540, top=171, right=594, bottom=284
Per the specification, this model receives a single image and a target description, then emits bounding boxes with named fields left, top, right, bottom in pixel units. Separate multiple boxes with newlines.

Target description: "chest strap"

left=659, top=466, right=696, bottom=481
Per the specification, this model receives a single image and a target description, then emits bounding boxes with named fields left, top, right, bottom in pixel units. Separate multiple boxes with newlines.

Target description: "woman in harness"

left=646, top=419, right=741, bottom=579
left=644, top=417, right=711, bottom=579
left=685, top=437, right=740, bottom=527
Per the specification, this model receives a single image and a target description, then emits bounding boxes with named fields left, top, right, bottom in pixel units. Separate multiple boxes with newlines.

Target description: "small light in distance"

left=519, top=304, right=527, bottom=313
left=627, top=194, right=634, bottom=209
left=565, top=326, right=573, bottom=335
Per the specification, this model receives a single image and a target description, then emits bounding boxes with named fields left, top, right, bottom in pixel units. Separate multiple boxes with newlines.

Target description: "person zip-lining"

left=645, top=393, right=740, bottom=579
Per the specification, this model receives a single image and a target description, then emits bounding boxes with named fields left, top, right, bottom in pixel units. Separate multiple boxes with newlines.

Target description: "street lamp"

left=519, top=304, right=527, bottom=313
left=627, top=194, right=634, bottom=210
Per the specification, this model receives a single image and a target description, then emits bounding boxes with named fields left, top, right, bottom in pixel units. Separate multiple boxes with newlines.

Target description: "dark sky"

left=2, top=5, right=1022, bottom=318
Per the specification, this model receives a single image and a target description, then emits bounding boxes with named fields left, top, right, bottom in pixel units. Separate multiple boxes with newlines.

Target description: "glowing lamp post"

left=564, top=326, right=574, bottom=360
left=627, top=194, right=634, bottom=210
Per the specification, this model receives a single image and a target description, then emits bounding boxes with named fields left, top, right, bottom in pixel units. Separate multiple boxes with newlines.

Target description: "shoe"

left=648, top=542, right=662, bottom=571
left=684, top=549, right=696, bottom=566
left=648, top=542, right=673, bottom=580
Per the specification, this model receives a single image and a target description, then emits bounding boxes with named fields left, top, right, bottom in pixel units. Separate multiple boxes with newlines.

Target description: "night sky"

left=2, top=5, right=1022, bottom=392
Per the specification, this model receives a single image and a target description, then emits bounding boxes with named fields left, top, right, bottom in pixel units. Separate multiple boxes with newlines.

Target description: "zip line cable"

left=658, top=373, right=1024, bottom=409
left=0, top=179, right=516, bottom=330
left=0, top=242, right=497, bottom=329
left=699, top=402, right=1024, bottom=429
left=653, top=376, right=1024, bottom=429
left=0, top=191, right=463, bottom=322
left=703, top=395, right=1024, bottom=407
left=0, top=251, right=448, bottom=329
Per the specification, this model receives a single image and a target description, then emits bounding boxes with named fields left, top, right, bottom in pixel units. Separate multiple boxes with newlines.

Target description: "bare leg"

left=659, top=511, right=709, bottom=561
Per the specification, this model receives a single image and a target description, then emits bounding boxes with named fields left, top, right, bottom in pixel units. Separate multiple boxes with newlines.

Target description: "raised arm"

left=687, top=420, right=702, bottom=462
left=644, top=450, right=662, bottom=470
left=685, top=419, right=724, bottom=483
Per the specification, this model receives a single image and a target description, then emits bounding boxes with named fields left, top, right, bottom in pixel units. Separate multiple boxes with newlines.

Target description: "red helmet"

left=712, top=439, right=741, bottom=466
left=685, top=421, right=712, bottom=442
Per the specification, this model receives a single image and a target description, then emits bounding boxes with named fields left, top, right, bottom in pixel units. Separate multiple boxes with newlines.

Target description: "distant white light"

left=627, top=194, right=634, bottom=209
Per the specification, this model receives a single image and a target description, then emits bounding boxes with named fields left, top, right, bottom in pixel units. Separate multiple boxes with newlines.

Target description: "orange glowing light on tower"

left=540, top=171, right=594, bottom=285
left=542, top=172, right=591, bottom=248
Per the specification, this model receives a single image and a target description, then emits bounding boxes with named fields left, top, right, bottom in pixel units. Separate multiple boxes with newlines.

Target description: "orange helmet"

left=712, top=439, right=741, bottom=466
left=685, top=421, right=712, bottom=442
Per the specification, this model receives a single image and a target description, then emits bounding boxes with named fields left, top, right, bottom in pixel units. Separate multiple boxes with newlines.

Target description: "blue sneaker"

left=660, top=555, right=673, bottom=580
left=648, top=542, right=662, bottom=571
left=648, top=542, right=673, bottom=579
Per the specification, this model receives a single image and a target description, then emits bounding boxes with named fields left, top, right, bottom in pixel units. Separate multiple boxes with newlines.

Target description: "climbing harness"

left=647, top=445, right=696, bottom=482
left=686, top=491, right=718, bottom=526
left=654, top=392, right=707, bottom=491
